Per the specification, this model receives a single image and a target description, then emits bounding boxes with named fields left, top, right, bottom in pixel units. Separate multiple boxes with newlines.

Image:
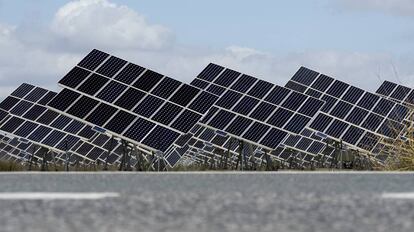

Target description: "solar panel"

left=285, top=67, right=408, bottom=160
left=48, top=49, right=212, bottom=167
left=0, top=84, right=124, bottom=165
left=179, top=63, right=329, bottom=165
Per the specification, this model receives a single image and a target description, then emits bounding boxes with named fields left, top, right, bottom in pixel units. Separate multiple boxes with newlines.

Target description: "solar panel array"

left=0, top=135, right=28, bottom=162
left=285, top=67, right=409, bottom=160
left=0, top=83, right=127, bottom=165
left=48, top=49, right=220, bottom=166
left=177, top=63, right=333, bottom=165
left=0, top=49, right=411, bottom=168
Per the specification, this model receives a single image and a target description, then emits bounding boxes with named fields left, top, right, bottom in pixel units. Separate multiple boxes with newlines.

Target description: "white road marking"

left=382, top=193, right=414, bottom=199
left=0, top=192, right=120, bottom=200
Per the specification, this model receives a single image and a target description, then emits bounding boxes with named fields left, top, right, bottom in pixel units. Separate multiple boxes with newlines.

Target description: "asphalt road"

left=0, top=172, right=413, bottom=232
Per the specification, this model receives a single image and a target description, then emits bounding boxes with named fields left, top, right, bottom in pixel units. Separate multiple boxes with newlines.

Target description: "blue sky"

left=0, top=0, right=413, bottom=97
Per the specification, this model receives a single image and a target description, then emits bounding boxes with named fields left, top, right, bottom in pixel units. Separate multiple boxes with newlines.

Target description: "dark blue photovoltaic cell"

left=0, top=117, right=25, bottom=133
left=197, top=63, right=224, bottom=82
left=151, top=77, right=181, bottom=99
left=260, top=128, right=287, bottom=149
left=325, top=119, right=349, bottom=138
left=171, top=110, right=202, bottom=133
left=283, top=135, right=301, bottom=147
left=199, top=128, right=215, bottom=141
left=132, top=70, right=163, bottom=92
left=298, top=97, right=324, bottom=117
left=175, top=134, right=193, bottom=147
left=208, top=110, right=236, bottom=130
left=78, top=49, right=109, bottom=71
left=230, top=74, right=257, bottom=93
left=357, top=92, right=380, bottom=111
left=142, top=125, right=180, bottom=152
left=96, top=56, right=127, bottom=78
left=372, top=99, right=395, bottom=116
left=14, top=121, right=38, bottom=137
left=59, top=67, right=91, bottom=89
left=38, top=92, right=57, bottom=106
left=78, top=125, right=95, bottom=139
left=341, top=125, right=364, bottom=145
left=0, top=96, right=20, bottom=111
left=342, top=86, right=364, bottom=104
left=232, top=96, right=259, bottom=115
left=225, top=116, right=252, bottom=136
left=64, top=120, right=85, bottom=134
left=211, top=134, right=228, bottom=146
left=92, top=134, right=109, bottom=147
left=309, top=113, right=333, bottom=132
left=215, top=90, right=242, bottom=109
left=320, top=94, right=337, bottom=113
left=76, top=142, right=93, bottom=156
left=114, top=88, right=146, bottom=110
left=345, top=107, right=368, bottom=125
left=311, top=74, right=334, bottom=92
left=267, top=108, right=293, bottom=128
left=330, top=101, right=353, bottom=119
left=188, top=91, right=218, bottom=114
left=152, top=102, right=183, bottom=126
left=36, top=110, right=59, bottom=125
left=86, top=147, right=105, bottom=160
left=42, top=130, right=66, bottom=147
left=281, top=92, right=307, bottom=111
left=361, top=113, right=384, bottom=131
left=133, top=95, right=164, bottom=118
left=247, top=80, right=273, bottom=99
left=291, top=66, right=319, bottom=86
left=250, top=102, right=276, bottom=121
left=114, top=63, right=145, bottom=85
left=10, top=83, right=35, bottom=98
left=0, top=110, right=8, bottom=121
left=24, top=87, right=48, bottom=103
left=104, top=110, right=136, bottom=134
left=169, top=84, right=200, bottom=107
left=67, top=96, right=99, bottom=119
left=390, top=85, right=411, bottom=101
left=123, top=117, right=155, bottom=142
left=307, top=142, right=324, bottom=154
left=285, top=81, right=307, bottom=93
left=96, top=81, right=127, bottom=103
left=242, top=122, right=270, bottom=142
left=28, top=126, right=52, bottom=142
left=10, top=101, right=32, bottom=116
left=213, top=69, right=240, bottom=87
left=295, top=137, right=313, bottom=151
left=85, top=103, right=118, bottom=126
left=376, top=81, right=397, bottom=97
left=47, top=89, right=80, bottom=112
left=326, top=80, right=349, bottom=98
left=283, top=114, right=310, bottom=134
left=77, top=73, right=109, bottom=96
left=50, top=115, right=72, bottom=130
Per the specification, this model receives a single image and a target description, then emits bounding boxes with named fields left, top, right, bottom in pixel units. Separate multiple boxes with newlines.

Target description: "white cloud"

left=339, top=0, right=414, bottom=16
left=51, top=0, right=174, bottom=51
